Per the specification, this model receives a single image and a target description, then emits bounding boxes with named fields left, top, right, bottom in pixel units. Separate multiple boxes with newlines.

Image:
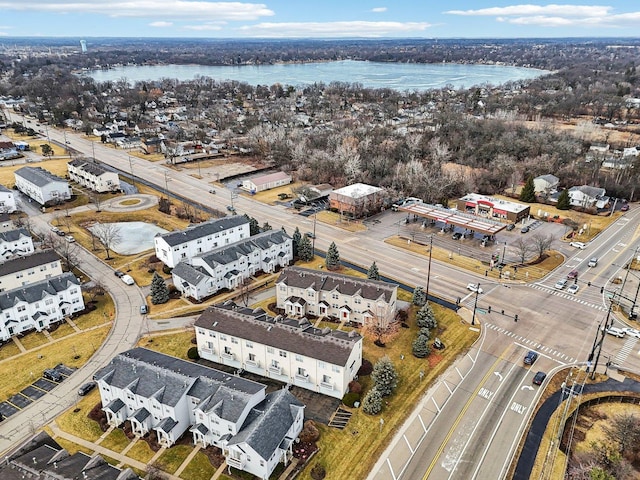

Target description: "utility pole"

left=128, top=155, right=136, bottom=189
left=425, top=235, right=433, bottom=304
left=620, top=246, right=639, bottom=300
left=312, top=212, right=317, bottom=257
left=589, top=298, right=615, bottom=380
left=471, top=283, right=480, bottom=326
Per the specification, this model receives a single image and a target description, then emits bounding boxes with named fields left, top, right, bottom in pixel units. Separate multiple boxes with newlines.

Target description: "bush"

left=357, top=359, right=373, bottom=376
left=162, top=265, right=172, bottom=275
left=371, top=356, right=398, bottom=397
left=187, top=346, right=199, bottom=360
left=310, top=464, right=326, bottom=480
left=362, top=387, right=383, bottom=415
left=412, top=335, right=431, bottom=358
left=348, top=380, right=362, bottom=394
left=342, top=392, right=361, bottom=407
left=299, top=420, right=320, bottom=443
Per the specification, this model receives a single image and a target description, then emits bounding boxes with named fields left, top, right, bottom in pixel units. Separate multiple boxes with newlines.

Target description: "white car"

left=622, top=327, right=640, bottom=338
left=466, top=283, right=483, bottom=294
left=567, top=284, right=580, bottom=294
left=121, top=274, right=135, bottom=286
left=604, top=326, right=626, bottom=338
left=569, top=242, right=587, bottom=249
left=555, top=279, right=568, bottom=290
left=66, top=235, right=76, bottom=243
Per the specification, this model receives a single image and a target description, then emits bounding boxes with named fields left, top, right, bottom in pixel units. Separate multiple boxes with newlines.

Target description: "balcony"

left=226, top=456, right=245, bottom=469
left=268, top=365, right=282, bottom=375
left=245, top=359, right=260, bottom=368
left=295, top=373, right=309, bottom=382
left=221, top=352, right=235, bottom=360
left=320, top=381, right=334, bottom=390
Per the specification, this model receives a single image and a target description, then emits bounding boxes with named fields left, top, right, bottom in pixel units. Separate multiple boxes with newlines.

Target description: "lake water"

left=86, top=60, right=549, bottom=91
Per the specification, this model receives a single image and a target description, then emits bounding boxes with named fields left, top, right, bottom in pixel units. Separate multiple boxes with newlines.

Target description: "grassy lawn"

left=0, top=341, right=21, bottom=361
left=0, top=157, right=72, bottom=186
left=126, top=439, right=157, bottom=464
left=100, top=428, right=131, bottom=453
left=56, top=389, right=104, bottom=442
left=179, top=451, right=218, bottom=480
left=49, top=322, right=76, bottom=340
left=138, top=331, right=194, bottom=360
left=247, top=182, right=304, bottom=205
left=300, top=304, right=478, bottom=480
left=0, top=325, right=110, bottom=403
left=19, top=331, right=51, bottom=350
left=154, top=444, right=193, bottom=474
left=316, top=210, right=367, bottom=232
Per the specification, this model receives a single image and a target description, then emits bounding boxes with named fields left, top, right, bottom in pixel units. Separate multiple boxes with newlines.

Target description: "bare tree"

left=362, top=305, right=399, bottom=346
left=511, top=238, right=534, bottom=265
left=530, top=233, right=555, bottom=260
left=92, top=222, right=122, bottom=260
left=89, top=192, right=104, bottom=212
left=602, top=412, right=640, bottom=455
left=54, top=237, right=80, bottom=271
left=237, top=277, right=253, bottom=307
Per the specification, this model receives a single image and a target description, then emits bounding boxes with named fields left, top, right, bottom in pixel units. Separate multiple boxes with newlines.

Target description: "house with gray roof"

left=565, top=185, right=609, bottom=209
left=67, top=157, right=120, bottom=193
left=0, top=249, right=62, bottom=292
left=533, top=174, right=559, bottom=195
left=0, top=184, right=17, bottom=213
left=276, top=266, right=397, bottom=326
left=0, top=272, right=83, bottom=342
left=154, top=216, right=250, bottom=268
left=95, top=348, right=303, bottom=479
left=195, top=301, right=362, bottom=399
left=14, top=166, right=71, bottom=206
left=172, top=229, right=292, bottom=301
left=0, top=227, right=34, bottom=262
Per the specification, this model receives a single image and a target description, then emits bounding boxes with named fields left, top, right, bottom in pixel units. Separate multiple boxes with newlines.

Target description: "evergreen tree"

left=557, top=189, right=571, bottom=210
left=150, top=272, right=170, bottom=305
left=298, top=234, right=314, bottom=261
left=371, top=356, right=398, bottom=397
left=412, top=286, right=426, bottom=306
left=361, top=386, right=383, bottom=415
left=367, top=261, right=380, bottom=281
left=292, top=227, right=302, bottom=258
left=520, top=176, right=536, bottom=203
left=325, top=242, right=341, bottom=270
left=416, top=303, right=437, bottom=329
left=412, top=335, right=431, bottom=358
left=418, top=327, right=431, bottom=339
left=249, top=217, right=260, bottom=235
left=262, top=221, right=272, bottom=231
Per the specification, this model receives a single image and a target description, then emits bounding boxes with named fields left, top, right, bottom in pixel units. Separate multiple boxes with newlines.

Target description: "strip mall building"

left=456, top=194, right=530, bottom=223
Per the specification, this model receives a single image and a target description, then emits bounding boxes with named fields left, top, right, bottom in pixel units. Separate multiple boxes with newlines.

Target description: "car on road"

left=209, top=189, right=216, bottom=194
left=524, top=351, right=538, bottom=365
left=555, top=279, right=568, bottom=290
left=51, top=226, right=60, bottom=234
left=622, top=327, right=640, bottom=338
left=452, top=232, right=462, bottom=240
left=78, top=381, right=96, bottom=396
left=569, top=242, right=587, bottom=249
left=521, top=226, right=530, bottom=234
left=567, top=284, right=580, bottom=295
left=114, top=270, right=125, bottom=278
left=621, top=204, right=630, bottom=212
left=506, top=223, right=516, bottom=231
left=43, top=368, right=63, bottom=382
left=226, top=205, right=236, bottom=213
left=604, top=326, right=626, bottom=338
left=66, top=235, right=76, bottom=243
left=588, top=257, right=598, bottom=267
left=466, top=283, right=483, bottom=294
left=533, top=371, right=547, bottom=385
left=140, top=304, right=149, bottom=314
left=121, top=274, right=135, bottom=285
left=567, top=270, right=579, bottom=279
left=305, top=232, right=316, bottom=239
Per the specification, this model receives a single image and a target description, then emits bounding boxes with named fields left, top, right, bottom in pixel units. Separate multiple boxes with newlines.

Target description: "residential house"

left=0, top=272, right=84, bottom=342
left=141, top=137, right=164, bottom=154
left=0, top=141, right=19, bottom=160
left=195, top=302, right=362, bottom=399
left=95, top=348, right=304, bottom=480
left=154, top=216, right=250, bottom=269
left=0, top=431, right=139, bottom=480
left=68, top=158, right=120, bottom=193
left=329, top=183, right=384, bottom=218
left=533, top=174, right=559, bottom=195
left=0, top=250, right=62, bottom=292
left=601, top=157, right=634, bottom=170
left=565, top=185, right=608, bottom=209
left=0, top=228, right=34, bottom=262
left=0, top=213, right=14, bottom=232
left=0, top=184, right=17, bottom=213
left=457, top=193, right=530, bottom=222
left=14, top=166, right=71, bottom=206
left=172, top=230, right=292, bottom=301
left=242, top=171, right=292, bottom=193
left=275, top=266, right=397, bottom=326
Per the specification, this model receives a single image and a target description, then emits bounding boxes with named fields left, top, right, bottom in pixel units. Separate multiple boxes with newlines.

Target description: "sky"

left=0, top=1, right=639, bottom=39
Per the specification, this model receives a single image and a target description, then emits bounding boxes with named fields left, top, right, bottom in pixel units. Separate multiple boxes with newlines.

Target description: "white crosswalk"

left=485, top=323, right=577, bottom=364
left=614, top=336, right=638, bottom=365
left=530, top=283, right=607, bottom=312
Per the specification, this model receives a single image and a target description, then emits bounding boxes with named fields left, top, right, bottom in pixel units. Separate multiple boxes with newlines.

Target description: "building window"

left=197, top=329, right=205, bottom=335
left=267, top=347, right=274, bottom=354
left=279, top=351, right=287, bottom=358
left=220, top=335, right=227, bottom=341
left=246, top=341, right=253, bottom=348
left=295, top=355, right=303, bottom=362
left=318, top=361, right=325, bottom=369
left=332, top=365, right=340, bottom=373
left=231, top=337, right=238, bottom=344
left=224, top=346, right=232, bottom=355
left=248, top=353, right=256, bottom=361
left=209, top=331, right=216, bottom=337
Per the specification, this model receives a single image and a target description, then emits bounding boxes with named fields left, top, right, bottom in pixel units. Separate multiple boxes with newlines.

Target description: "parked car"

left=43, top=368, right=63, bottom=382
left=452, top=232, right=462, bottom=240
left=567, top=284, right=580, bottom=295
left=521, top=226, right=530, bottom=234
left=567, top=270, right=579, bottom=279
left=140, top=304, right=149, bottom=314
left=54, top=229, right=65, bottom=236
left=555, top=279, right=568, bottom=290
left=50, top=226, right=60, bottom=234
left=78, top=381, right=96, bottom=396
left=588, top=257, right=598, bottom=267
left=506, top=223, right=516, bottom=231
left=524, top=351, right=538, bottom=365
left=622, top=327, right=640, bottom=338
left=121, top=274, right=135, bottom=285
left=466, top=283, right=483, bottom=294
left=114, top=270, right=125, bottom=278
left=533, top=371, right=547, bottom=385
left=226, top=205, right=236, bottom=213
left=569, top=242, right=587, bottom=249
left=66, top=235, right=76, bottom=243
left=604, top=326, right=626, bottom=338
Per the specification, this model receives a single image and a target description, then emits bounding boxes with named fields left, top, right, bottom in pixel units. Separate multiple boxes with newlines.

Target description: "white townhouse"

left=67, top=158, right=120, bottom=193
left=276, top=266, right=397, bottom=326
left=95, top=348, right=304, bottom=480
left=0, top=228, right=34, bottom=262
left=14, top=166, right=71, bottom=206
left=154, top=216, right=250, bottom=268
left=0, top=272, right=84, bottom=342
left=0, top=250, right=62, bottom=292
left=195, top=302, right=363, bottom=399
left=172, top=230, right=292, bottom=301
left=567, top=185, right=608, bottom=209
left=0, top=184, right=17, bottom=213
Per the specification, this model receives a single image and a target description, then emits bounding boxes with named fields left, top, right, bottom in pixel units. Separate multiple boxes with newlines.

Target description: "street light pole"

left=590, top=296, right=615, bottom=380
left=425, top=235, right=433, bottom=305
left=163, top=171, right=170, bottom=198
left=312, top=213, right=317, bottom=257
left=620, top=246, right=639, bottom=300
left=128, top=155, right=136, bottom=190
left=471, top=283, right=480, bottom=326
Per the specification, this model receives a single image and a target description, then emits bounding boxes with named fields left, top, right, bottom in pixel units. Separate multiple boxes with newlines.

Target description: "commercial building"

left=242, top=171, right=292, bottom=193
left=329, top=183, right=384, bottom=218
left=456, top=193, right=530, bottom=223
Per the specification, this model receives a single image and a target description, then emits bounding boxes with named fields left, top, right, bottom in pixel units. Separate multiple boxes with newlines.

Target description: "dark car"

left=506, top=223, right=516, bottom=231
left=452, top=232, right=462, bottom=240
left=305, top=232, right=316, bottom=239
left=524, top=351, right=538, bottom=365
left=621, top=204, right=630, bottom=211
left=114, top=270, right=125, bottom=278
left=43, top=368, right=63, bottom=382
left=567, top=270, right=579, bottom=279
left=78, top=381, right=96, bottom=396
left=533, top=371, right=547, bottom=385
left=521, top=226, right=530, bottom=234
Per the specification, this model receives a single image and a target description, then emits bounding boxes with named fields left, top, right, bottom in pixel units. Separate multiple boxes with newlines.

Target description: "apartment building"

left=275, top=266, right=397, bottom=326
left=0, top=250, right=62, bottom=292
left=14, top=166, right=71, bottom=206
left=0, top=228, right=34, bottom=262
left=195, top=302, right=363, bottom=399
left=96, top=348, right=304, bottom=480
left=0, top=184, right=17, bottom=213
left=67, top=158, right=120, bottom=193
left=154, top=216, right=250, bottom=268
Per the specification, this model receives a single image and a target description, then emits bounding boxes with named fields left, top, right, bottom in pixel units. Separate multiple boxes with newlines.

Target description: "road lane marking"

left=510, top=402, right=527, bottom=414
left=478, top=388, right=493, bottom=399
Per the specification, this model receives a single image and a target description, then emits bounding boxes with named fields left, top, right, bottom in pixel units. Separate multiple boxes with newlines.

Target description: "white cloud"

left=445, top=5, right=611, bottom=17
left=371, top=7, right=387, bottom=13
left=183, top=23, right=224, bottom=31
left=238, top=21, right=431, bottom=37
left=0, top=1, right=274, bottom=21
left=149, top=21, right=173, bottom=27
